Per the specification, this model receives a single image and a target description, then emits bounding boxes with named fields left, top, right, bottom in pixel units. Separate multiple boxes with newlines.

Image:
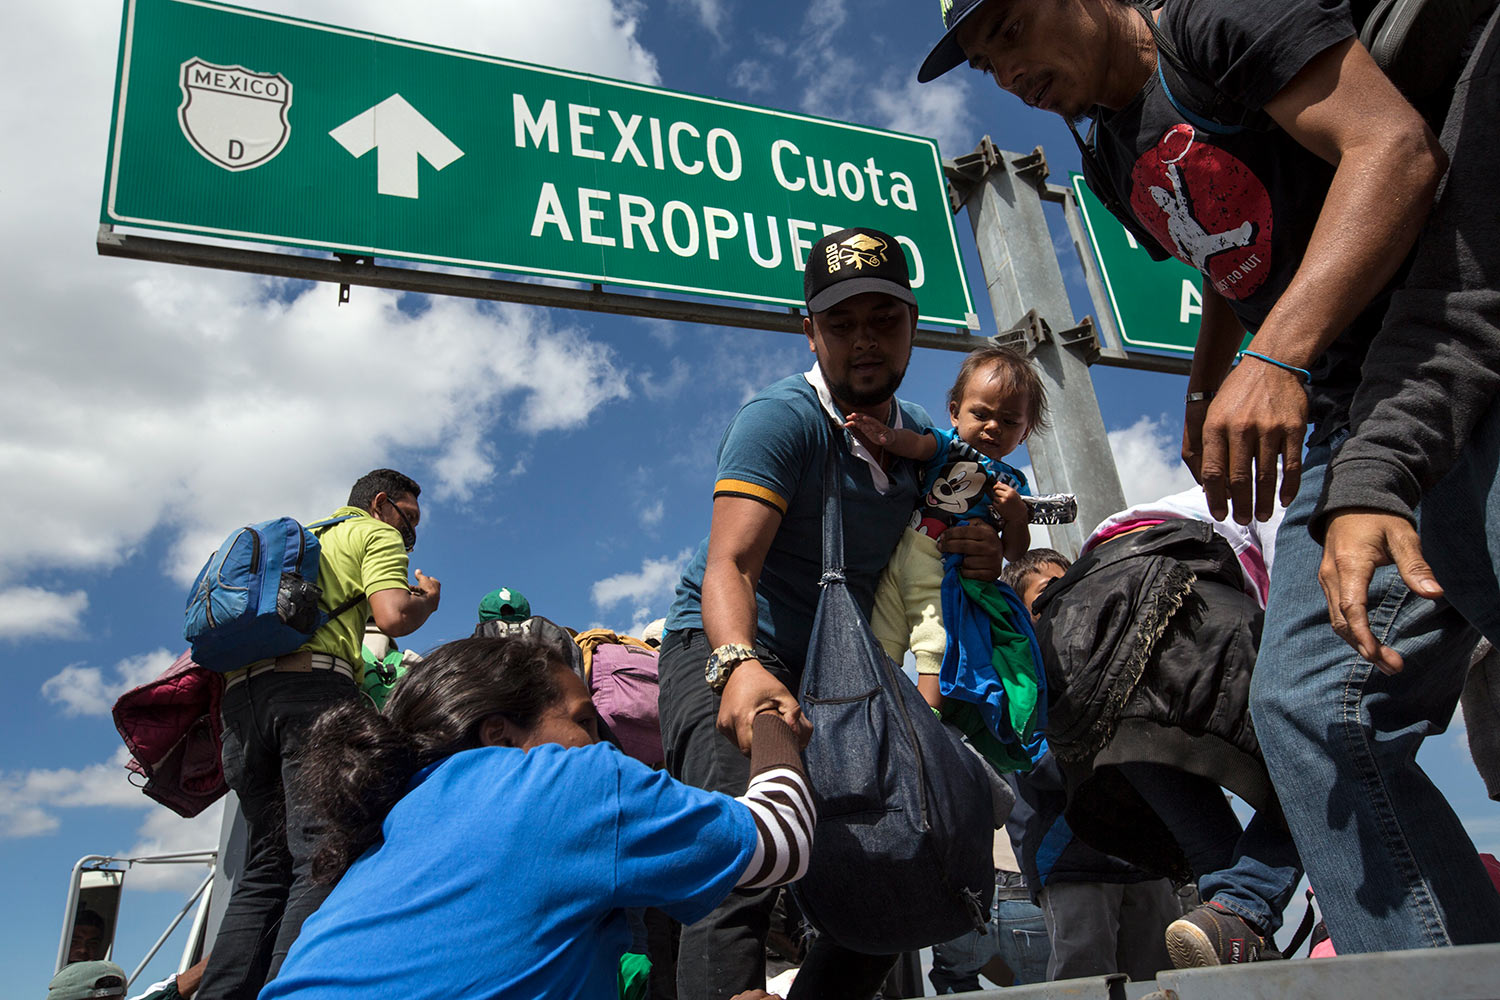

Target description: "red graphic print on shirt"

left=1129, top=124, right=1273, bottom=300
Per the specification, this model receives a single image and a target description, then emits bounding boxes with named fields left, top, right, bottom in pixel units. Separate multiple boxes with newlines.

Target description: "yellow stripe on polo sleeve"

left=714, top=478, right=789, bottom=516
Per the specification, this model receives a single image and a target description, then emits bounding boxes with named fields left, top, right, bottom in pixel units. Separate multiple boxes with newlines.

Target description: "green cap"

left=47, top=962, right=127, bottom=1000
left=478, top=587, right=531, bottom=623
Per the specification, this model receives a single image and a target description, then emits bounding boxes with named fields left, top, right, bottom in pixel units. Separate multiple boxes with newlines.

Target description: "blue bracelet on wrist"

left=1237, top=349, right=1312, bottom=384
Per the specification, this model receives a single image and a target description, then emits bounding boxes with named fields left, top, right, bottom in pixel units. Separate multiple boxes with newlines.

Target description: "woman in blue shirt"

left=263, top=636, right=813, bottom=1000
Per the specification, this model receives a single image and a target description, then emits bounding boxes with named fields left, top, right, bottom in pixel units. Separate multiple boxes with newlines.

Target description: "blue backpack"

left=183, top=515, right=363, bottom=672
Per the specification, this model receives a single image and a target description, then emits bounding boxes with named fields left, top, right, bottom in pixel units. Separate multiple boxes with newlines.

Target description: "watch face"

left=706, top=644, right=754, bottom=692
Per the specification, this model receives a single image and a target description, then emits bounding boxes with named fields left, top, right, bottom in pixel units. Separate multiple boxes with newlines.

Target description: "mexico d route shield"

left=177, top=57, right=292, bottom=171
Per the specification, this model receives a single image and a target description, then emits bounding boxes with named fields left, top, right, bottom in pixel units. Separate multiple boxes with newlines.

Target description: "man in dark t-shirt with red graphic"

left=920, top=0, right=1500, bottom=965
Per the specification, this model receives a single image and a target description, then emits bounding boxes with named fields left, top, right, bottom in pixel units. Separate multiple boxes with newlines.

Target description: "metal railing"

left=57, top=851, right=218, bottom=985
left=945, top=943, right=1500, bottom=1000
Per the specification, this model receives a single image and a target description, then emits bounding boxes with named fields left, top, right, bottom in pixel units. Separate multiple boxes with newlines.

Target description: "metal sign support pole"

left=948, top=140, right=1127, bottom=557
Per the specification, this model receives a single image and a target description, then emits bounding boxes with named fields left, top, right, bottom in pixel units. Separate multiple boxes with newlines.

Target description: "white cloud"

left=590, top=605, right=668, bottom=641
left=1016, top=415, right=1196, bottom=552
left=639, top=499, right=665, bottom=527
left=870, top=76, right=980, bottom=160
left=5, top=277, right=633, bottom=589
left=123, top=801, right=225, bottom=891
left=641, top=357, right=693, bottom=401
left=0, top=748, right=145, bottom=838
left=802, top=0, right=848, bottom=49
left=775, top=0, right=978, bottom=156
left=671, top=0, right=728, bottom=42
left=1107, top=415, right=1199, bottom=506
left=0, top=744, right=222, bottom=889
left=592, top=548, right=693, bottom=612
left=0, top=1, right=649, bottom=597
left=0, top=804, right=58, bottom=839
left=0, top=587, right=89, bottom=640
left=237, top=0, right=659, bottom=84
left=731, top=59, right=775, bottom=96
left=1051, top=216, right=1088, bottom=290
left=41, top=648, right=178, bottom=717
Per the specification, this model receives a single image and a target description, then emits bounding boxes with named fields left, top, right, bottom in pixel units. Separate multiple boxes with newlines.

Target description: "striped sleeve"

left=731, top=714, right=815, bottom=889
left=733, top=765, right=816, bottom=888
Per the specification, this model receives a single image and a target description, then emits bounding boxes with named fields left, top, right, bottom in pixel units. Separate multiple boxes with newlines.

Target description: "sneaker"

left=1165, top=903, right=1279, bottom=968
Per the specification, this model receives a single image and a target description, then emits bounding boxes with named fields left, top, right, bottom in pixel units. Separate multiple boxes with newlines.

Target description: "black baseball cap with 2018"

left=803, top=227, right=918, bottom=314
left=918, top=0, right=992, bottom=82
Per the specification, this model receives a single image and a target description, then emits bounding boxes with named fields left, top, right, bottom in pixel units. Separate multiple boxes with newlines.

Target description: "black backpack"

left=1073, top=0, right=1491, bottom=260
left=791, top=442, right=997, bottom=955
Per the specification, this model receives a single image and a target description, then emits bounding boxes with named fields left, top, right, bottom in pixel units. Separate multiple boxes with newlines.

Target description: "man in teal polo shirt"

left=659, top=227, right=1006, bottom=999
left=197, top=469, right=441, bottom=1000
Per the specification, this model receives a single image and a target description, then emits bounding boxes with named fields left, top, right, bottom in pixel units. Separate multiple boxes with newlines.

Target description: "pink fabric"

left=1310, top=938, right=1337, bottom=959
left=1082, top=518, right=1168, bottom=552
left=1083, top=513, right=1272, bottom=606
left=589, top=643, right=664, bottom=768
left=112, top=650, right=226, bottom=817
left=1234, top=546, right=1272, bottom=607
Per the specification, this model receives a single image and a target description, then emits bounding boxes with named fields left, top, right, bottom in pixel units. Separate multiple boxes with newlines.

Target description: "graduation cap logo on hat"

left=804, top=227, right=917, bottom=313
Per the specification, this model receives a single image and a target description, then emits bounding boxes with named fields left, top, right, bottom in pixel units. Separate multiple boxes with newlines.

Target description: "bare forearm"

left=1000, top=519, right=1029, bottom=562
left=702, top=562, right=760, bottom=650
left=1188, top=289, right=1243, bottom=394
left=916, top=673, right=943, bottom=710
left=371, top=591, right=437, bottom=637
left=884, top=427, right=938, bottom=461
left=1253, top=131, right=1444, bottom=367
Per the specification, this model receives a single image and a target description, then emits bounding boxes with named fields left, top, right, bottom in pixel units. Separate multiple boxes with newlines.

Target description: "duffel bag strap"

left=821, top=428, right=846, bottom=583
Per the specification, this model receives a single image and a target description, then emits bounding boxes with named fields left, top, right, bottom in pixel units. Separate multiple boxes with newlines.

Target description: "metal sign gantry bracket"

left=993, top=309, right=1102, bottom=367
left=945, top=138, right=1140, bottom=555
left=946, top=142, right=1191, bottom=378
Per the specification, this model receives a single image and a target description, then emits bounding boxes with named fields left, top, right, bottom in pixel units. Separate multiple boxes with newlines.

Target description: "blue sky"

left=3, top=0, right=1494, bottom=993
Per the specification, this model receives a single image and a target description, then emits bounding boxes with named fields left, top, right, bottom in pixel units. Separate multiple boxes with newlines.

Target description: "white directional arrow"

left=329, top=94, right=463, bottom=199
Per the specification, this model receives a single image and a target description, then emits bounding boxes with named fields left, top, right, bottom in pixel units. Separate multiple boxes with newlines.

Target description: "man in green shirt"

left=197, top=469, right=441, bottom=1000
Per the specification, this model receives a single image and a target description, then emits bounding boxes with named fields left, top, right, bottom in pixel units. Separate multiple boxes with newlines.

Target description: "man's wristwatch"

left=705, top=643, right=758, bottom=694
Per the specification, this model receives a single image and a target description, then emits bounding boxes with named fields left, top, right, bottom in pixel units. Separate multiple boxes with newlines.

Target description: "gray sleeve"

left=1311, top=14, right=1500, bottom=540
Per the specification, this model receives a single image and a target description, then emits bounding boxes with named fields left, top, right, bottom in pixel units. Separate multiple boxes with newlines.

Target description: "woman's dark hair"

left=947, top=346, right=1049, bottom=435
left=299, top=636, right=565, bottom=883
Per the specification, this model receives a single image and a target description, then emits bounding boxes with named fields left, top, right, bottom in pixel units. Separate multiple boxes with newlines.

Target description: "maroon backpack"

left=112, top=650, right=227, bottom=817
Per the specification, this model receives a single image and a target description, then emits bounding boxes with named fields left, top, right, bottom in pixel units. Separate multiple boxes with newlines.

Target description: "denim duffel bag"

left=792, top=442, right=996, bottom=954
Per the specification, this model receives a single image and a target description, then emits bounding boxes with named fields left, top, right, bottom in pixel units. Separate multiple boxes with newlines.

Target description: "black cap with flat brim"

left=804, top=228, right=918, bottom=313
left=918, top=0, right=990, bottom=82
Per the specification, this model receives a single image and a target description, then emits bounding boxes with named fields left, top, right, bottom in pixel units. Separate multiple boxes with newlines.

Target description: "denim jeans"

left=1250, top=424, right=1500, bottom=951
left=196, top=670, right=361, bottom=1000
left=929, top=876, right=1049, bottom=993
left=1118, top=762, right=1301, bottom=937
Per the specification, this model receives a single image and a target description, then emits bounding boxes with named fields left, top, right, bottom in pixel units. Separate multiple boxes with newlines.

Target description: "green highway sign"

left=102, top=0, right=978, bottom=327
left=1070, top=172, right=1205, bottom=356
